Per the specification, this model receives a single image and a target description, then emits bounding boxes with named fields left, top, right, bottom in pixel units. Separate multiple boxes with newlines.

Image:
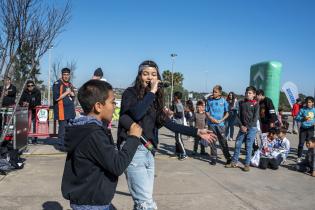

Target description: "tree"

left=12, top=41, right=43, bottom=90
left=0, top=0, right=71, bottom=141
left=0, top=0, right=71, bottom=107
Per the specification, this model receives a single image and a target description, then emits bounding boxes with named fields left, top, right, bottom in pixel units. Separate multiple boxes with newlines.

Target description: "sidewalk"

left=0, top=127, right=314, bottom=210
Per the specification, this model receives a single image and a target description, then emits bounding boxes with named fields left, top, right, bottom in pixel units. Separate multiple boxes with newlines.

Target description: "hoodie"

left=61, top=116, right=140, bottom=205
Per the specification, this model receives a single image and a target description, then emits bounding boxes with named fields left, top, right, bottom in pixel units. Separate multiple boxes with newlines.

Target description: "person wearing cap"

left=19, top=80, right=41, bottom=144
left=53, top=68, right=76, bottom=149
left=0, top=76, right=17, bottom=107
left=92, top=67, right=107, bottom=81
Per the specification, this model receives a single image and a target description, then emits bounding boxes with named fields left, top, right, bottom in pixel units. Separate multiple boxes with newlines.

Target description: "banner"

left=281, top=81, right=299, bottom=108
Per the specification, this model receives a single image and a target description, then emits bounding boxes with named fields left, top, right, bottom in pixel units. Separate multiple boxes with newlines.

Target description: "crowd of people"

left=0, top=60, right=314, bottom=210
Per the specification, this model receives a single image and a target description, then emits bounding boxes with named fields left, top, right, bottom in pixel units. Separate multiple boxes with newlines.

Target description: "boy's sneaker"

left=243, top=165, right=250, bottom=172
left=178, top=154, right=188, bottom=161
left=210, top=157, right=217, bottom=165
left=296, top=157, right=302, bottom=163
left=191, top=151, right=197, bottom=156
left=225, top=162, right=237, bottom=168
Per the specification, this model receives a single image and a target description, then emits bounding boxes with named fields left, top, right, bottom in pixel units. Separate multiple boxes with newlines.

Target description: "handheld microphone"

left=158, top=81, right=170, bottom=88
left=119, top=115, right=156, bottom=153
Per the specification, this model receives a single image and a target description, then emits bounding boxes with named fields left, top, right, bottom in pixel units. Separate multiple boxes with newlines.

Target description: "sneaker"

left=200, top=152, right=208, bottom=156
left=243, top=165, right=250, bottom=172
left=178, top=154, right=188, bottom=161
left=210, top=158, right=217, bottom=165
left=225, top=162, right=237, bottom=168
left=297, top=157, right=302, bottom=163
left=191, top=151, right=197, bottom=156
left=225, top=159, right=232, bottom=165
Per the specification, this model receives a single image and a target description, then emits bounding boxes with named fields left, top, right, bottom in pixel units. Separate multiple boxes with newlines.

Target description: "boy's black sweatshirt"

left=235, top=99, right=260, bottom=129
left=61, top=123, right=140, bottom=205
left=117, top=87, right=198, bottom=148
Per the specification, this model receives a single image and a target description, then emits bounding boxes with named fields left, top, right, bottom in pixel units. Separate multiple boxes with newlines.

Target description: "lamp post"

left=205, top=70, right=208, bottom=93
left=170, top=53, right=177, bottom=107
left=47, top=44, right=53, bottom=106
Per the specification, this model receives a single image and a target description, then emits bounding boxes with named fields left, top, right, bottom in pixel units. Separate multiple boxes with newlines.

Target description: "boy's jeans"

left=125, top=145, right=157, bottom=210
left=70, top=204, right=115, bottom=210
left=232, top=127, right=258, bottom=166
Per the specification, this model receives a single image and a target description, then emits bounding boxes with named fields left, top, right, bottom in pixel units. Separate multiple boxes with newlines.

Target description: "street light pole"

left=47, top=45, right=53, bottom=106
left=170, top=53, right=177, bottom=107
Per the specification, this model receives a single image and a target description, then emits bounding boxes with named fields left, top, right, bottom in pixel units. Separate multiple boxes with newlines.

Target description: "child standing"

left=61, top=80, right=142, bottom=210
left=192, top=100, right=206, bottom=155
left=226, top=86, right=259, bottom=172
left=205, top=85, right=232, bottom=165
left=171, top=91, right=187, bottom=160
left=295, top=96, right=315, bottom=163
left=225, top=92, right=238, bottom=141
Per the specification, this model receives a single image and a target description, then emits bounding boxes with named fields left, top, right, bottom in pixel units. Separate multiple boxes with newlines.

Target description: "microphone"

left=119, top=115, right=156, bottom=153
left=158, top=81, right=170, bottom=88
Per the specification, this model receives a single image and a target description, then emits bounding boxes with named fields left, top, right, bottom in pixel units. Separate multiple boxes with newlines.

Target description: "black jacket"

left=19, top=88, right=41, bottom=110
left=117, top=87, right=198, bottom=148
left=61, top=123, right=140, bottom=205
left=0, top=84, right=16, bottom=107
left=259, top=97, right=277, bottom=124
left=235, top=99, right=260, bottom=129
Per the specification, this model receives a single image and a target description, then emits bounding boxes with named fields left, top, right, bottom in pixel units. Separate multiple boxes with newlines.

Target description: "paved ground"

left=0, top=126, right=314, bottom=210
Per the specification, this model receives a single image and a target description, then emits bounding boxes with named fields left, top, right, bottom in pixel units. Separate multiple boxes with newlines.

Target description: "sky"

left=40, top=0, right=315, bottom=96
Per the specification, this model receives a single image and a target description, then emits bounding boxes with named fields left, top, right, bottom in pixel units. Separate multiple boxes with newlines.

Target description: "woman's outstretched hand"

left=197, top=129, right=217, bottom=143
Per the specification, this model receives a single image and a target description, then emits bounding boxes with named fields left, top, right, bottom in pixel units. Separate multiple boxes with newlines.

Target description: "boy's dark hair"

left=245, top=86, right=256, bottom=93
left=174, top=91, right=182, bottom=99
left=278, top=108, right=283, bottom=112
left=26, top=80, right=35, bottom=85
left=213, top=85, right=222, bottom=92
left=256, top=89, right=264, bottom=96
left=305, top=96, right=314, bottom=104
left=78, top=80, right=113, bottom=114
left=196, top=100, right=204, bottom=106
left=296, top=98, right=301, bottom=103
left=61, top=67, right=71, bottom=74
left=308, top=137, right=315, bottom=143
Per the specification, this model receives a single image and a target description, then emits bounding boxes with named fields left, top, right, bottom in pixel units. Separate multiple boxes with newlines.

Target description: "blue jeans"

left=70, top=204, right=114, bottom=210
left=232, top=127, right=257, bottom=166
left=125, top=145, right=157, bottom=210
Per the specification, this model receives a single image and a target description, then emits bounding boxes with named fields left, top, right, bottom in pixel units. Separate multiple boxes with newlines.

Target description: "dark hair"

left=174, top=91, right=182, bottom=99
left=308, top=137, right=315, bottom=143
left=186, top=99, right=195, bottom=112
left=196, top=100, right=204, bottom=106
left=296, top=98, right=301, bottom=103
left=133, top=60, right=165, bottom=125
left=278, top=108, right=283, bottom=112
left=61, top=67, right=71, bottom=74
left=78, top=80, right=113, bottom=114
left=305, top=96, right=314, bottom=104
left=268, top=127, right=279, bottom=134
left=279, top=127, right=287, bottom=134
left=256, top=89, right=264, bottom=96
left=227, top=91, right=236, bottom=103
left=94, top=68, right=103, bottom=77
left=26, top=80, right=35, bottom=85
left=246, top=86, right=256, bottom=93
left=213, top=85, right=222, bottom=93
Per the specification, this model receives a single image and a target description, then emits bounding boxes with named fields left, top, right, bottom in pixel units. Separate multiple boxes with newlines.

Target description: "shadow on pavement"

left=42, top=201, right=63, bottom=210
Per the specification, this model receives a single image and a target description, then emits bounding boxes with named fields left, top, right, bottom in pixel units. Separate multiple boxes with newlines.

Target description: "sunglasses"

left=27, top=84, right=34, bottom=87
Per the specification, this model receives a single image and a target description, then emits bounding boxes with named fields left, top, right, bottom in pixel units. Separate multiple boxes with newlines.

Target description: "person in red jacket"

left=291, top=98, right=302, bottom=134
